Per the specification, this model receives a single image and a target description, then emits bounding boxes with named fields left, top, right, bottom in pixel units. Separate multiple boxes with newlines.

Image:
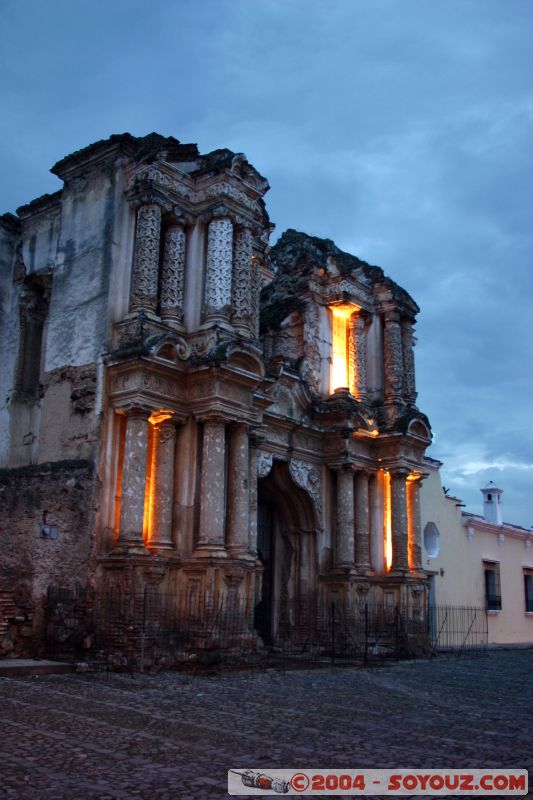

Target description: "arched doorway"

left=255, top=461, right=317, bottom=644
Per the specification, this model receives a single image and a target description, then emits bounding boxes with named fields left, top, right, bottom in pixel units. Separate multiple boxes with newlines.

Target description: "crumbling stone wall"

left=0, top=459, right=96, bottom=656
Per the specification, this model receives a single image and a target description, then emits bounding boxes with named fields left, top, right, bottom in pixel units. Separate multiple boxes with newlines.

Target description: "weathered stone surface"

left=0, top=132, right=432, bottom=660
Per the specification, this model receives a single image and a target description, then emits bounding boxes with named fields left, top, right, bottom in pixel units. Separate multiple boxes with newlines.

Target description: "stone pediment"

left=264, top=371, right=313, bottom=422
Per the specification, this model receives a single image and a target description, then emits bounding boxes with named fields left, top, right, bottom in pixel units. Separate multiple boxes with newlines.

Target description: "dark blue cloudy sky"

left=1, top=0, right=532, bottom=526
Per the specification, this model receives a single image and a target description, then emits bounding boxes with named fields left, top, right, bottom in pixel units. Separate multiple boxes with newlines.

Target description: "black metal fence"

left=44, top=586, right=488, bottom=672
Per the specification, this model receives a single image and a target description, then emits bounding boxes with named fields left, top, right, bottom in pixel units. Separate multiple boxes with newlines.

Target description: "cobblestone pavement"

left=0, top=650, right=531, bottom=800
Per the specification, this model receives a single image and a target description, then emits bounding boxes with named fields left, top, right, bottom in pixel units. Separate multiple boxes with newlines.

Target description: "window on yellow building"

left=524, top=570, right=533, bottom=613
left=483, top=561, right=501, bottom=611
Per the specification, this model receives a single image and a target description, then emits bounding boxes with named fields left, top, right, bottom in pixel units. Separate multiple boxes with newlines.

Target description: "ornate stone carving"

left=308, top=278, right=370, bottom=300
left=349, top=314, right=367, bottom=402
left=401, top=319, right=416, bottom=403
left=383, top=308, right=403, bottom=399
left=301, top=303, right=321, bottom=395
left=390, top=468, right=410, bottom=571
left=160, top=223, right=186, bottom=323
left=251, top=256, right=262, bottom=339
left=174, top=337, right=191, bottom=360
left=158, top=425, right=177, bottom=444
left=128, top=166, right=263, bottom=212
left=289, top=459, right=322, bottom=516
left=205, top=218, right=233, bottom=311
left=130, top=203, right=162, bottom=313
left=231, top=225, right=253, bottom=335
left=335, top=468, right=355, bottom=569
left=257, top=451, right=274, bottom=478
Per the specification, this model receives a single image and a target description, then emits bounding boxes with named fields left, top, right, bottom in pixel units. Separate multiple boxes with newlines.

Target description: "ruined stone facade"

left=0, top=133, right=432, bottom=657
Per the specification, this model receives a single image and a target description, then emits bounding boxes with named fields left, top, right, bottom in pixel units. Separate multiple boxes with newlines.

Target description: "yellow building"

left=420, top=457, right=533, bottom=645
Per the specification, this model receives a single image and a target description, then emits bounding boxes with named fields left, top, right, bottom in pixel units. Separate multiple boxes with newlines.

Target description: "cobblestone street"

left=0, top=650, right=531, bottom=800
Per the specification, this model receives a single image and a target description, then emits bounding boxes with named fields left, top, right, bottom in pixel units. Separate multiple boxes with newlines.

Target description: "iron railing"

left=44, top=586, right=488, bottom=672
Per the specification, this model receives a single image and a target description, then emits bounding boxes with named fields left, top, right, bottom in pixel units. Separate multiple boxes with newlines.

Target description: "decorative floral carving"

left=349, top=314, right=367, bottom=401
left=188, top=328, right=227, bottom=358
left=289, top=459, right=322, bottom=516
left=158, top=424, right=177, bottom=444
left=256, top=451, right=273, bottom=478
left=251, top=256, right=262, bottom=339
left=205, top=218, right=233, bottom=310
left=174, top=337, right=191, bottom=360
left=128, top=166, right=263, bottom=212
left=160, top=224, right=186, bottom=321
left=383, top=310, right=403, bottom=397
left=401, top=320, right=416, bottom=402
left=300, top=303, right=321, bottom=395
left=130, top=204, right=162, bottom=312
left=231, top=225, right=253, bottom=334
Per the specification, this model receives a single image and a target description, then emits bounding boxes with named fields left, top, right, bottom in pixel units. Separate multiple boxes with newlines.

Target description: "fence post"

left=395, top=606, right=400, bottom=661
left=331, top=601, right=336, bottom=668
left=140, top=587, right=147, bottom=674
left=364, top=602, right=368, bottom=666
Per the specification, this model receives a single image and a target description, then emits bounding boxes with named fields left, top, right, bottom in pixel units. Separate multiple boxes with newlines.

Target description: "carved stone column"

left=368, top=472, right=384, bottom=573
left=226, top=422, right=250, bottom=557
left=407, top=474, right=423, bottom=571
left=401, top=319, right=417, bottom=403
left=231, top=224, right=253, bottom=337
left=335, top=467, right=355, bottom=570
left=383, top=307, right=403, bottom=402
left=349, top=314, right=367, bottom=402
left=130, top=203, right=163, bottom=314
left=251, top=256, right=262, bottom=339
left=354, top=469, right=371, bottom=571
left=160, top=222, right=186, bottom=327
left=118, top=406, right=151, bottom=549
left=196, top=418, right=227, bottom=555
left=204, top=215, right=233, bottom=323
left=149, top=412, right=177, bottom=551
left=390, top=468, right=410, bottom=572
left=248, top=439, right=259, bottom=557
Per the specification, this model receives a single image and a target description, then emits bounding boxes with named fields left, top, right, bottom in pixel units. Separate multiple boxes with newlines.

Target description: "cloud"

left=0, top=0, right=531, bottom=526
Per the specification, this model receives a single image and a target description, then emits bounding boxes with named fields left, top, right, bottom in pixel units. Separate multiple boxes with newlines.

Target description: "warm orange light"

left=143, top=423, right=155, bottom=545
left=330, top=306, right=352, bottom=393
left=143, top=410, right=174, bottom=546
left=406, top=473, right=418, bottom=571
left=113, top=413, right=127, bottom=542
left=383, top=470, right=393, bottom=571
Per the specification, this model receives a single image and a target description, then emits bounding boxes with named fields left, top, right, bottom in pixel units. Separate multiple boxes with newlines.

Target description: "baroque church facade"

left=0, top=133, right=432, bottom=656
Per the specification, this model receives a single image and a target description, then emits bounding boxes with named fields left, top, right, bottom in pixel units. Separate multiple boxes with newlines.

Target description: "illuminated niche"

left=329, top=304, right=360, bottom=395
left=143, top=410, right=174, bottom=546
left=383, top=469, right=392, bottom=571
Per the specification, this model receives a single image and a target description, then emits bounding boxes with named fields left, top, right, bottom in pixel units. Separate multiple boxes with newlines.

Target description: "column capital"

left=353, top=465, right=374, bottom=478
left=228, top=419, right=250, bottom=433
left=116, top=402, right=152, bottom=420
left=201, top=202, right=236, bottom=224
left=249, top=426, right=268, bottom=448
left=380, top=303, right=401, bottom=324
left=166, top=205, right=193, bottom=227
left=335, top=462, right=354, bottom=474
left=407, top=470, right=427, bottom=484
left=390, top=466, right=411, bottom=480
left=126, top=184, right=173, bottom=213
left=194, top=413, right=228, bottom=426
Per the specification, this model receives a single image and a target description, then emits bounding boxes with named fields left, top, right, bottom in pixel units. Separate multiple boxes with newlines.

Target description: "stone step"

left=0, top=659, right=74, bottom=677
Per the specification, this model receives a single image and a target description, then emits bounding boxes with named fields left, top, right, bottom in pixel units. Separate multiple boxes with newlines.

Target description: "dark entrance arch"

left=255, top=461, right=317, bottom=644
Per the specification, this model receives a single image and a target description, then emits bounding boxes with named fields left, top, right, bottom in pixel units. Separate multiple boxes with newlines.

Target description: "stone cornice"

left=0, top=212, right=21, bottom=235
left=16, top=191, right=62, bottom=221
left=126, top=162, right=265, bottom=218
left=51, top=134, right=140, bottom=181
left=462, top=514, right=532, bottom=541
